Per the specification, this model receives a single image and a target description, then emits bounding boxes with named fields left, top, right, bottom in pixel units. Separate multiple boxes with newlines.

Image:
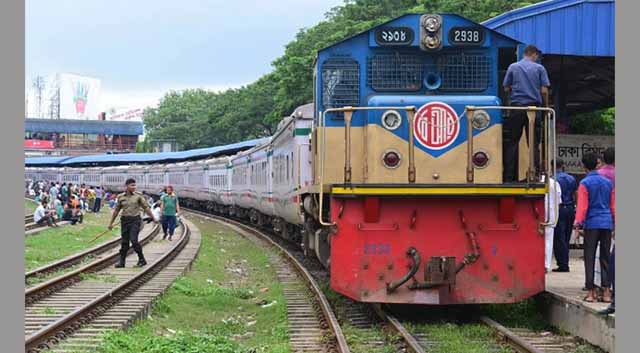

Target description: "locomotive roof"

left=317, top=13, right=522, bottom=54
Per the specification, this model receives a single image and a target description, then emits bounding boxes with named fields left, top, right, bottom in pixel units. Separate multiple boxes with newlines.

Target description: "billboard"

left=107, top=108, right=144, bottom=121
left=24, top=140, right=55, bottom=149
left=58, top=73, right=101, bottom=120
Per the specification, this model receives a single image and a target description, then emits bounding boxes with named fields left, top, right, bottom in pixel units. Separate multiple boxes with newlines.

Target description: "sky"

left=26, top=0, right=343, bottom=112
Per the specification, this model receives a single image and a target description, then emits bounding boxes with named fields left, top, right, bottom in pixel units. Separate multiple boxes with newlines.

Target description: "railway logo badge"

left=414, top=102, right=460, bottom=150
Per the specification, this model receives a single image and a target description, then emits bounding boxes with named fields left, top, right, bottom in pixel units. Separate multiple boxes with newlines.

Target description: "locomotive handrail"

left=464, top=105, right=557, bottom=225
left=319, top=106, right=418, bottom=226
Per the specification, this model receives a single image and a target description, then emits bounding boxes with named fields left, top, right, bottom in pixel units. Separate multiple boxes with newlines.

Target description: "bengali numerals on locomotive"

left=374, top=27, right=414, bottom=46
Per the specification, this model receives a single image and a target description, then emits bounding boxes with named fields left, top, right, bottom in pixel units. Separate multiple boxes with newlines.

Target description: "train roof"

left=24, top=137, right=270, bottom=167
left=317, top=13, right=522, bottom=53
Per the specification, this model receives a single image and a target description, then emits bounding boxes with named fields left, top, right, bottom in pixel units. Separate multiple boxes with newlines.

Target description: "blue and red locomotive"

left=26, top=13, right=556, bottom=305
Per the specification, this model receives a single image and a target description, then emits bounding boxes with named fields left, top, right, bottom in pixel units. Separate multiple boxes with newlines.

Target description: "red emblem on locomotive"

left=414, top=102, right=460, bottom=150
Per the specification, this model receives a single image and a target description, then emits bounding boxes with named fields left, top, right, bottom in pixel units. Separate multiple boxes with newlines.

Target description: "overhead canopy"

left=25, top=118, right=144, bottom=136
left=24, top=137, right=270, bottom=167
left=483, top=0, right=615, bottom=119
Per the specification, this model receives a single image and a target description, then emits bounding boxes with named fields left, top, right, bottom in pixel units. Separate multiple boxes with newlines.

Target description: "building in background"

left=24, top=118, right=143, bottom=157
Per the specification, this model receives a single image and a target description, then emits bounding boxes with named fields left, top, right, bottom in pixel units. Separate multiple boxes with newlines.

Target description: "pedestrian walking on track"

left=160, top=185, right=180, bottom=241
left=108, top=178, right=158, bottom=268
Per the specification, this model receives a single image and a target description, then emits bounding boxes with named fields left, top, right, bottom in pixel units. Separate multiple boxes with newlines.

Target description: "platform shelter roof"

left=24, top=137, right=270, bottom=167
left=482, top=0, right=614, bottom=57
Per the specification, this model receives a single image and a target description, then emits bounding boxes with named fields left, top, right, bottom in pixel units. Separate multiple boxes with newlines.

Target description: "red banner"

left=24, top=140, right=55, bottom=149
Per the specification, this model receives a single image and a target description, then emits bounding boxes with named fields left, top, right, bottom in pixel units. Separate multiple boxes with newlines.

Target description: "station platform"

left=543, top=257, right=615, bottom=352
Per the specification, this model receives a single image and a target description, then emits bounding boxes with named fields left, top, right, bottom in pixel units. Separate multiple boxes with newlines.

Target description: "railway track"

left=24, top=219, right=200, bottom=353
left=25, top=224, right=149, bottom=287
left=185, top=207, right=588, bottom=353
left=185, top=209, right=350, bottom=353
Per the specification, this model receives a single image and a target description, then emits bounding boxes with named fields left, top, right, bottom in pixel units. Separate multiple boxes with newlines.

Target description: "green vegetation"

left=95, top=216, right=289, bottom=353
left=321, top=282, right=398, bottom=353
left=25, top=199, right=37, bottom=215
left=24, top=208, right=119, bottom=271
left=484, top=299, right=602, bottom=353
left=570, top=107, right=615, bottom=135
left=78, top=272, right=119, bottom=283
left=143, top=0, right=544, bottom=149
left=408, top=321, right=513, bottom=353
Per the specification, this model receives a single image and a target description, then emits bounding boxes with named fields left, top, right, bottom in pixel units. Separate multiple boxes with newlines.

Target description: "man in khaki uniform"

left=108, top=178, right=158, bottom=268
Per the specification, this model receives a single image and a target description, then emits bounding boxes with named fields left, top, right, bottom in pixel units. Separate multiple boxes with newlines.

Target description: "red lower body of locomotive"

left=329, top=196, right=545, bottom=305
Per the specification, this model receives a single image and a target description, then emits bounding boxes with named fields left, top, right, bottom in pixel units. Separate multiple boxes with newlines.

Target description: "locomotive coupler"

left=386, top=247, right=420, bottom=293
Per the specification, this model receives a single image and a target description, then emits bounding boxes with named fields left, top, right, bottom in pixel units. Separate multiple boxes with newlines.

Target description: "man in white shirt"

left=544, top=174, right=562, bottom=272
left=33, top=200, right=58, bottom=227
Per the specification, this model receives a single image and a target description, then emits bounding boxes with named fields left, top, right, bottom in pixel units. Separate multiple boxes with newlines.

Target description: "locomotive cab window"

left=321, top=58, right=359, bottom=117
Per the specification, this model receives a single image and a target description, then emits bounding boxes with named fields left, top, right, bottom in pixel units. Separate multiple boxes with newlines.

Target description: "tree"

left=570, top=107, right=615, bottom=135
left=144, top=0, right=545, bottom=148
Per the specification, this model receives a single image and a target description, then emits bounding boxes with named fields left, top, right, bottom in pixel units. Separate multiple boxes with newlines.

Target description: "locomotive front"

left=305, top=14, right=556, bottom=305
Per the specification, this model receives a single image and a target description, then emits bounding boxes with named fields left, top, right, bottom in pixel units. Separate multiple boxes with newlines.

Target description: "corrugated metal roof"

left=25, top=118, right=144, bottom=136
left=24, top=137, right=270, bottom=167
left=482, top=0, right=614, bottom=57
left=23, top=156, right=74, bottom=166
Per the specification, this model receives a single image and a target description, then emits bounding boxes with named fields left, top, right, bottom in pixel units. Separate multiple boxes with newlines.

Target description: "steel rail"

left=479, top=316, right=544, bottom=353
left=372, top=305, right=426, bottom=353
left=25, top=224, right=160, bottom=304
left=184, top=209, right=351, bottom=353
left=25, top=229, right=123, bottom=281
left=25, top=221, right=190, bottom=353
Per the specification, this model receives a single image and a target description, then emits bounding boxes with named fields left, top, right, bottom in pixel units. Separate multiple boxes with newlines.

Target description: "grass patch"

left=483, top=299, right=603, bottom=353
left=24, top=208, right=119, bottom=271
left=94, top=215, right=289, bottom=353
left=320, top=281, right=397, bottom=353
left=407, top=321, right=513, bottom=353
left=79, top=272, right=119, bottom=283
left=482, top=298, right=550, bottom=331
left=25, top=199, right=37, bottom=216
left=36, top=307, right=57, bottom=315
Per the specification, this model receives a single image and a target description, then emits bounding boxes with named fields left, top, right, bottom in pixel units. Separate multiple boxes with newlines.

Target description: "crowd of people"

left=26, top=181, right=181, bottom=243
left=26, top=181, right=113, bottom=227
left=544, top=147, right=615, bottom=315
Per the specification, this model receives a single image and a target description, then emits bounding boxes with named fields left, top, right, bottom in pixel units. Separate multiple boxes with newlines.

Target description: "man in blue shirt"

left=552, top=159, right=577, bottom=272
left=502, top=44, right=551, bottom=182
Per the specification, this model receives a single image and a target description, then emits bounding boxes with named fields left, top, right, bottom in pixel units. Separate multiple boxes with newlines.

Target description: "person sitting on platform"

left=33, top=200, right=58, bottom=228
left=574, top=153, right=615, bottom=303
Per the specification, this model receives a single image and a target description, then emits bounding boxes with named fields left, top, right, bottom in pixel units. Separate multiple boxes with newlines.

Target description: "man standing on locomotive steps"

left=108, top=178, right=158, bottom=268
left=502, top=44, right=551, bottom=182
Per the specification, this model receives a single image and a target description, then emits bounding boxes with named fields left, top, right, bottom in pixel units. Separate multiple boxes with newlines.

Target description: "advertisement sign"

left=556, top=134, right=614, bottom=174
left=24, top=140, right=55, bottom=149
left=108, top=108, right=144, bottom=121
left=58, top=73, right=101, bottom=120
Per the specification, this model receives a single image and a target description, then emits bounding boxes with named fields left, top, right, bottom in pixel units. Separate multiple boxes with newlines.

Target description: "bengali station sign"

left=556, top=134, right=614, bottom=174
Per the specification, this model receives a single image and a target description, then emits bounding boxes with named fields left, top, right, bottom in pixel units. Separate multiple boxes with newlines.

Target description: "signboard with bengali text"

left=556, top=134, right=614, bottom=174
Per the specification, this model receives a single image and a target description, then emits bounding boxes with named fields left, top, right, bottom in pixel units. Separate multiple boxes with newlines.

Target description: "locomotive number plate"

left=448, top=26, right=485, bottom=46
left=374, top=27, right=414, bottom=46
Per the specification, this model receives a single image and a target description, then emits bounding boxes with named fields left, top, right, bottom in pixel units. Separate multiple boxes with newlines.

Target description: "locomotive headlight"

left=381, top=110, right=402, bottom=131
left=423, top=34, right=440, bottom=49
left=422, top=15, right=441, bottom=32
left=382, top=150, right=402, bottom=169
left=472, top=110, right=491, bottom=130
left=472, top=150, right=490, bottom=169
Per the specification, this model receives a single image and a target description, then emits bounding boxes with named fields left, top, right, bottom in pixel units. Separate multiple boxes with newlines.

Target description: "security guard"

left=108, top=178, right=158, bottom=268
